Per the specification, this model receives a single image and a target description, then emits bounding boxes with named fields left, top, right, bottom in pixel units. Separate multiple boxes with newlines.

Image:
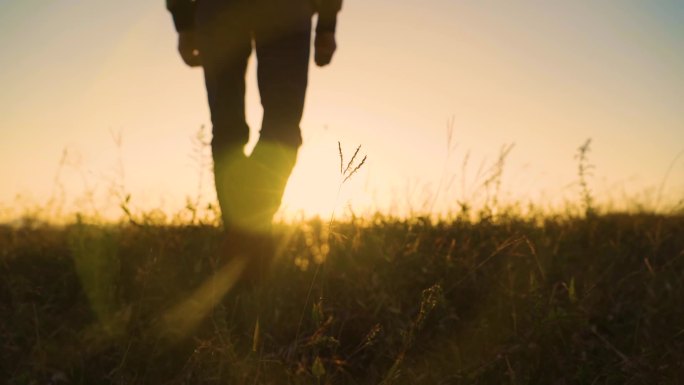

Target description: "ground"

left=1, top=213, right=683, bottom=384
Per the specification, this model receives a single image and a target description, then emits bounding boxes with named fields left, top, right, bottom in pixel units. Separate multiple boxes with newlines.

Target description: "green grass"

left=1, top=212, right=683, bottom=384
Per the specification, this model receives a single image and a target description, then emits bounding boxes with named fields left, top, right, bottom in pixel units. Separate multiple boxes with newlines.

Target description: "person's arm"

left=316, top=0, right=342, bottom=34
left=167, top=0, right=201, bottom=67
left=314, top=0, right=342, bottom=67
left=166, top=0, right=197, bottom=32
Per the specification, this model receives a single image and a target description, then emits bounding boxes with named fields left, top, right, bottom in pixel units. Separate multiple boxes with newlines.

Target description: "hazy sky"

left=1, top=0, right=683, bottom=220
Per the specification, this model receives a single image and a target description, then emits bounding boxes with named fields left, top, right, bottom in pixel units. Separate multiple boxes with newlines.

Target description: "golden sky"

left=1, top=0, right=683, bottom=220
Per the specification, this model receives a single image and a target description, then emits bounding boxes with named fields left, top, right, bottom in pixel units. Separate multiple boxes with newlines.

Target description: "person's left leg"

left=251, top=0, right=313, bottom=226
left=231, top=1, right=312, bottom=287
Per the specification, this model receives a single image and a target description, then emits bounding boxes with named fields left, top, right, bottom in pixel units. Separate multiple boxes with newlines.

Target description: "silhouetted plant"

left=479, top=143, right=515, bottom=219
left=338, top=142, right=367, bottom=185
left=575, top=138, right=595, bottom=217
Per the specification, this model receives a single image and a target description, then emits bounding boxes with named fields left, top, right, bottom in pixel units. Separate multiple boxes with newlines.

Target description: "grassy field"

left=1, top=211, right=683, bottom=384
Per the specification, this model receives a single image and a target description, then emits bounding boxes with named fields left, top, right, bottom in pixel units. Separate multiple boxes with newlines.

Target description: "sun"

left=276, top=138, right=343, bottom=221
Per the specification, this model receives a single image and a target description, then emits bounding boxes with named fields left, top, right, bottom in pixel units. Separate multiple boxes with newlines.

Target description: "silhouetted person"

left=167, top=0, right=342, bottom=283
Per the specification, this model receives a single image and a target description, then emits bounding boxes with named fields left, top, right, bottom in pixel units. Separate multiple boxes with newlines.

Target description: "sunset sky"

left=1, top=0, right=683, bottom=221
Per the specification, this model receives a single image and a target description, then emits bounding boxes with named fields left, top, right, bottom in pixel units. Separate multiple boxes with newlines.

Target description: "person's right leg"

left=195, top=1, right=273, bottom=347
left=195, top=0, right=254, bottom=230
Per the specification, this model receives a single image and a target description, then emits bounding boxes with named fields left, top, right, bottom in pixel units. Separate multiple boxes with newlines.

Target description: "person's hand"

left=314, top=32, right=336, bottom=67
left=178, top=30, right=202, bottom=67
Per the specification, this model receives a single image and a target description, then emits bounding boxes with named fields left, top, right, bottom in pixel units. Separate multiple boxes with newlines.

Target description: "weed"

left=575, top=138, right=595, bottom=217
left=2, top=138, right=684, bottom=383
left=1, top=210, right=684, bottom=384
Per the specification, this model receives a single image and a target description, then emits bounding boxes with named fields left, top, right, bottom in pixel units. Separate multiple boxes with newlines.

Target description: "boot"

left=249, top=141, right=299, bottom=223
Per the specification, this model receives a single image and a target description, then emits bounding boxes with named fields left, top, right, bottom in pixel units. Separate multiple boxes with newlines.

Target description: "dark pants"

left=195, top=0, right=312, bottom=232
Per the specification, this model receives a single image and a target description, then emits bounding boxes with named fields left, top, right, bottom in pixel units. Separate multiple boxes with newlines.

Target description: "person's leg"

left=222, top=1, right=312, bottom=290
left=195, top=0, right=254, bottom=229
left=252, top=0, right=313, bottom=224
